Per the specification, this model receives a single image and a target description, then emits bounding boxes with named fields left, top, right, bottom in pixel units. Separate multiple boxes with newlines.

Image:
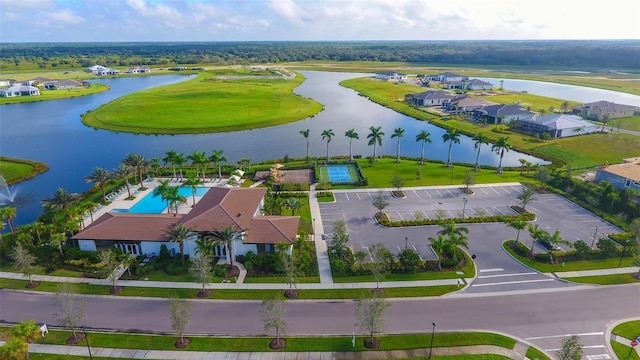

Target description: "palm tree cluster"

left=163, top=148, right=228, bottom=181
left=310, top=126, right=509, bottom=173
left=429, top=221, right=470, bottom=269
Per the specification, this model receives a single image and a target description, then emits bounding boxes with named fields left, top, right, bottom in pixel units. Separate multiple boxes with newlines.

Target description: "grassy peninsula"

left=0, top=156, right=49, bottom=184
left=339, top=77, right=640, bottom=168
left=82, top=70, right=323, bottom=134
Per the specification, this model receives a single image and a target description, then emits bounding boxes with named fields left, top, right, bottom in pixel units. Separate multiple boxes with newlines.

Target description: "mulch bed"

left=632, top=273, right=640, bottom=280
left=226, top=265, right=240, bottom=279
left=174, top=338, right=191, bottom=349
left=197, top=289, right=212, bottom=298
left=363, top=337, right=380, bottom=349
left=65, top=334, right=85, bottom=345
left=459, top=187, right=474, bottom=195
left=269, top=338, right=286, bottom=350
left=370, top=288, right=385, bottom=296
left=391, top=190, right=406, bottom=198
left=284, top=289, right=299, bottom=298
left=25, top=281, right=41, bottom=289
left=109, top=286, right=124, bottom=294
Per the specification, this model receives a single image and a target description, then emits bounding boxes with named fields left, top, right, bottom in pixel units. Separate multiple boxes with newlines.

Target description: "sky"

left=1, top=0, right=639, bottom=42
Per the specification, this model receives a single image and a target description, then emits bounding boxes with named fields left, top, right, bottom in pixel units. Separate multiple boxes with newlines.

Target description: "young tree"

left=633, top=255, right=640, bottom=277
left=471, top=133, right=489, bottom=171
left=557, top=335, right=583, bottom=360
left=442, top=128, right=461, bottom=168
left=415, top=130, right=432, bottom=165
left=99, top=250, right=122, bottom=293
left=282, top=251, right=299, bottom=298
left=463, top=170, right=475, bottom=192
left=517, top=186, right=537, bottom=212
left=366, top=126, right=384, bottom=161
left=368, top=243, right=392, bottom=291
left=397, top=248, right=422, bottom=274
left=331, top=219, right=350, bottom=258
left=283, top=197, right=302, bottom=216
left=10, top=243, right=37, bottom=286
left=169, top=296, right=192, bottom=348
left=53, top=283, right=85, bottom=342
left=354, top=292, right=390, bottom=349
left=528, top=224, right=548, bottom=258
left=344, top=128, right=359, bottom=161
left=189, top=254, right=213, bottom=297
left=534, top=166, right=551, bottom=188
left=391, top=127, right=405, bottom=163
left=372, top=190, right=389, bottom=215
left=261, top=297, right=287, bottom=349
left=321, top=129, right=335, bottom=162
left=391, top=174, right=404, bottom=195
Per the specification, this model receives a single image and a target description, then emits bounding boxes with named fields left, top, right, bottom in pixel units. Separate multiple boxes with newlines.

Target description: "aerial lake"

left=1, top=71, right=638, bottom=226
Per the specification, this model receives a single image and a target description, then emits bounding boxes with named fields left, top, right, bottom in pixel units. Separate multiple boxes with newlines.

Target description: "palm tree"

left=153, top=179, right=173, bottom=214
left=0, top=206, right=17, bottom=235
left=50, top=232, right=66, bottom=256
left=321, top=129, right=335, bottom=162
left=149, top=158, right=161, bottom=177
left=84, top=201, right=99, bottom=223
left=122, top=153, right=149, bottom=188
left=507, top=219, right=528, bottom=246
left=195, top=236, right=216, bottom=259
left=209, top=149, right=227, bottom=179
left=300, top=129, right=310, bottom=160
left=42, top=188, right=78, bottom=210
left=85, top=167, right=113, bottom=203
left=429, top=234, right=450, bottom=270
left=11, top=320, right=41, bottom=360
left=163, top=223, right=197, bottom=266
left=560, top=101, right=570, bottom=113
left=447, top=232, right=469, bottom=261
left=518, top=158, right=528, bottom=176
left=367, top=126, right=384, bottom=161
left=114, top=163, right=133, bottom=199
left=391, top=127, right=405, bottom=163
left=163, top=150, right=178, bottom=178
left=344, top=128, right=359, bottom=161
left=437, top=220, right=469, bottom=238
left=415, top=130, right=432, bottom=165
left=284, top=197, right=303, bottom=216
left=491, top=136, right=511, bottom=174
left=471, top=133, right=489, bottom=171
left=209, top=226, right=240, bottom=267
left=528, top=224, right=548, bottom=258
left=517, top=187, right=537, bottom=212
left=182, top=171, right=203, bottom=207
left=169, top=188, right=186, bottom=215
left=442, top=128, right=461, bottom=168
left=188, top=150, right=208, bottom=181
left=173, top=152, right=186, bottom=180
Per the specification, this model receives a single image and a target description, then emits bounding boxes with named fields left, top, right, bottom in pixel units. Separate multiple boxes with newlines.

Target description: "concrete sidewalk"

left=552, top=266, right=638, bottom=278
left=0, top=341, right=530, bottom=359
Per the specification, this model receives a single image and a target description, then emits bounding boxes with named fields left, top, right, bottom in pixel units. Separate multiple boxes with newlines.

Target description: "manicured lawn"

left=616, top=116, right=640, bottom=132
left=612, top=320, right=640, bottom=341
left=612, top=342, right=640, bottom=360
left=526, top=346, right=552, bottom=360
left=141, top=270, right=207, bottom=282
left=357, top=157, right=523, bottom=188
left=0, top=156, right=49, bottom=184
left=242, top=276, right=320, bottom=283
left=470, top=91, right=580, bottom=113
left=82, top=72, right=323, bottom=134
left=0, top=84, right=109, bottom=105
left=564, top=273, right=640, bottom=285
left=503, top=241, right=638, bottom=272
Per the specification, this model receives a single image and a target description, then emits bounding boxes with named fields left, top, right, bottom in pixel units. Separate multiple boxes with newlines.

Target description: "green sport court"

left=318, top=163, right=360, bottom=184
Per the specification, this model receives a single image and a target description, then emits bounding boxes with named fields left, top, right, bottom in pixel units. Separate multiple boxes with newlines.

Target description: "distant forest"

left=0, top=40, right=638, bottom=71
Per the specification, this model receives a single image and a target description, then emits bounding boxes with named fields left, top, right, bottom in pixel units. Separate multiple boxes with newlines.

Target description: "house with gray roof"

left=465, top=79, right=493, bottom=91
left=572, top=101, right=640, bottom=121
left=425, top=72, right=469, bottom=82
left=513, top=114, right=597, bottom=138
left=406, top=90, right=455, bottom=107
left=473, top=104, right=536, bottom=124
left=595, top=158, right=640, bottom=191
left=374, top=71, right=408, bottom=82
left=442, top=95, right=497, bottom=113
left=42, top=80, right=84, bottom=90
left=0, top=84, right=40, bottom=97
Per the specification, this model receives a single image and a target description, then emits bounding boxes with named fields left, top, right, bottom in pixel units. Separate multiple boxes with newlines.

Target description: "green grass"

left=358, top=157, right=523, bottom=188
left=503, top=241, right=638, bottom=272
left=140, top=270, right=209, bottom=282
left=242, top=276, right=320, bottom=283
left=82, top=72, right=323, bottom=134
left=469, top=91, right=580, bottom=113
left=616, top=116, right=640, bottom=132
left=612, top=320, right=640, bottom=341
left=564, top=273, right=640, bottom=285
left=526, top=346, right=552, bottom=360
left=0, top=156, right=49, bottom=184
left=0, top=84, right=109, bottom=105
left=612, top=342, right=640, bottom=360
left=0, top=278, right=459, bottom=299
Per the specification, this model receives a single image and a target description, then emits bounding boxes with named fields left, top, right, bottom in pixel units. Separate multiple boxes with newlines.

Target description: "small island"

left=0, top=156, right=49, bottom=184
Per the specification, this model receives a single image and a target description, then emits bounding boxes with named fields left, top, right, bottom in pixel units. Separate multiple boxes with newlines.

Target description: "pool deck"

left=81, top=177, right=234, bottom=228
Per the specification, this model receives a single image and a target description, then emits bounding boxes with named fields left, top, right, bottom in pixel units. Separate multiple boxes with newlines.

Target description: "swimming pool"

left=114, top=187, right=210, bottom=214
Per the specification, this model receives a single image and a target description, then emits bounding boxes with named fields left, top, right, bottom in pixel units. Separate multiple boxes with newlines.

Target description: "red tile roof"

left=71, top=213, right=183, bottom=241
left=245, top=216, right=300, bottom=245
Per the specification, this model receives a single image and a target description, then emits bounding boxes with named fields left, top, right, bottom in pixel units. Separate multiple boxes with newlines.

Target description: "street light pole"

left=82, top=326, right=93, bottom=360
left=591, top=226, right=599, bottom=249
left=429, top=322, right=437, bottom=358
left=405, top=236, right=408, bottom=250
left=462, top=197, right=468, bottom=219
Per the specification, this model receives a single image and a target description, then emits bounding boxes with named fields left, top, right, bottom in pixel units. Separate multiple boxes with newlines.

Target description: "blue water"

left=114, top=187, right=209, bottom=214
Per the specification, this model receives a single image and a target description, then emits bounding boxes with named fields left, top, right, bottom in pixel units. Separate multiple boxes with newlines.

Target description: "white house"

left=595, top=158, right=640, bottom=191
left=406, top=90, right=455, bottom=107
left=88, top=65, right=120, bottom=75
left=374, top=71, right=408, bottom=82
left=425, top=72, right=468, bottom=82
left=42, top=80, right=84, bottom=90
left=71, top=187, right=300, bottom=260
left=442, top=95, right=496, bottom=113
left=513, top=114, right=597, bottom=138
left=0, top=84, right=40, bottom=97
left=465, top=79, right=493, bottom=91
left=126, top=67, right=151, bottom=74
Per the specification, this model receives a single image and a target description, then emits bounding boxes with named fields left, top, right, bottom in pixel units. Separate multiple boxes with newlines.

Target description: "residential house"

left=465, top=79, right=493, bottom=91
left=473, top=104, right=536, bottom=124
left=71, top=187, right=300, bottom=261
left=442, top=95, right=496, bottom=113
left=513, top=114, right=597, bottom=138
left=595, top=158, right=640, bottom=191
left=572, top=101, right=640, bottom=121
left=0, top=79, right=16, bottom=87
left=443, top=80, right=466, bottom=90
left=87, top=65, right=120, bottom=75
left=406, top=90, right=455, bottom=107
left=126, top=66, right=151, bottom=74
left=0, top=84, right=40, bottom=97
left=42, top=80, right=84, bottom=90
left=374, top=71, right=408, bottom=82
left=425, top=72, right=468, bottom=82
left=22, top=77, right=51, bottom=86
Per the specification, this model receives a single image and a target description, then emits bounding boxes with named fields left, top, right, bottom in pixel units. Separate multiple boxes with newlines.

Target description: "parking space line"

left=344, top=194, right=349, bottom=201
left=356, top=193, right=361, bottom=200
left=412, top=245, right=423, bottom=260
left=471, top=279, right=555, bottom=287
left=479, top=188, right=489, bottom=195
left=446, top=189, right=454, bottom=197
left=586, top=354, right=611, bottom=360
left=435, top=190, right=443, bottom=197
left=446, top=210, right=455, bottom=218
left=495, top=207, right=507, bottom=215
left=490, top=187, right=500, bottom=194
left=546, top=345, right=606, bottom=352
left=413, top=191, right=421, bottom=199
left=424, top=191, right=432, bottom=198
left=501, top=187, right=510, bottom=194
left=368, top=193, right=373, bottom=200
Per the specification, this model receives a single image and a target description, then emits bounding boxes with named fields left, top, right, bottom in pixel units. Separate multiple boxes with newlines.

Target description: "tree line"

left=1, top=40, right=638, bottom=71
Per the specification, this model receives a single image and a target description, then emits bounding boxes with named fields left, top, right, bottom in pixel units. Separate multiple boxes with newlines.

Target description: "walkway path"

left=308, top=183, right=333, bottom=284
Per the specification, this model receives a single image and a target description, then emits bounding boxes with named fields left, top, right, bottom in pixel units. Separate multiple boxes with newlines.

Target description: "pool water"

left=114, top=187, right=209, bottom=214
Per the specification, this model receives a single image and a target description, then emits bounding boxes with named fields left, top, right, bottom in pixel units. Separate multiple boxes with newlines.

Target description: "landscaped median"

left=0, top=326, right=551, bottom=360
left=610, top=320, right=640, bottom=360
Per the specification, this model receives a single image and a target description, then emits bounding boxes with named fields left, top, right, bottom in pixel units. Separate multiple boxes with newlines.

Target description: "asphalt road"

left=2, top=285, right=639, bottom=358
